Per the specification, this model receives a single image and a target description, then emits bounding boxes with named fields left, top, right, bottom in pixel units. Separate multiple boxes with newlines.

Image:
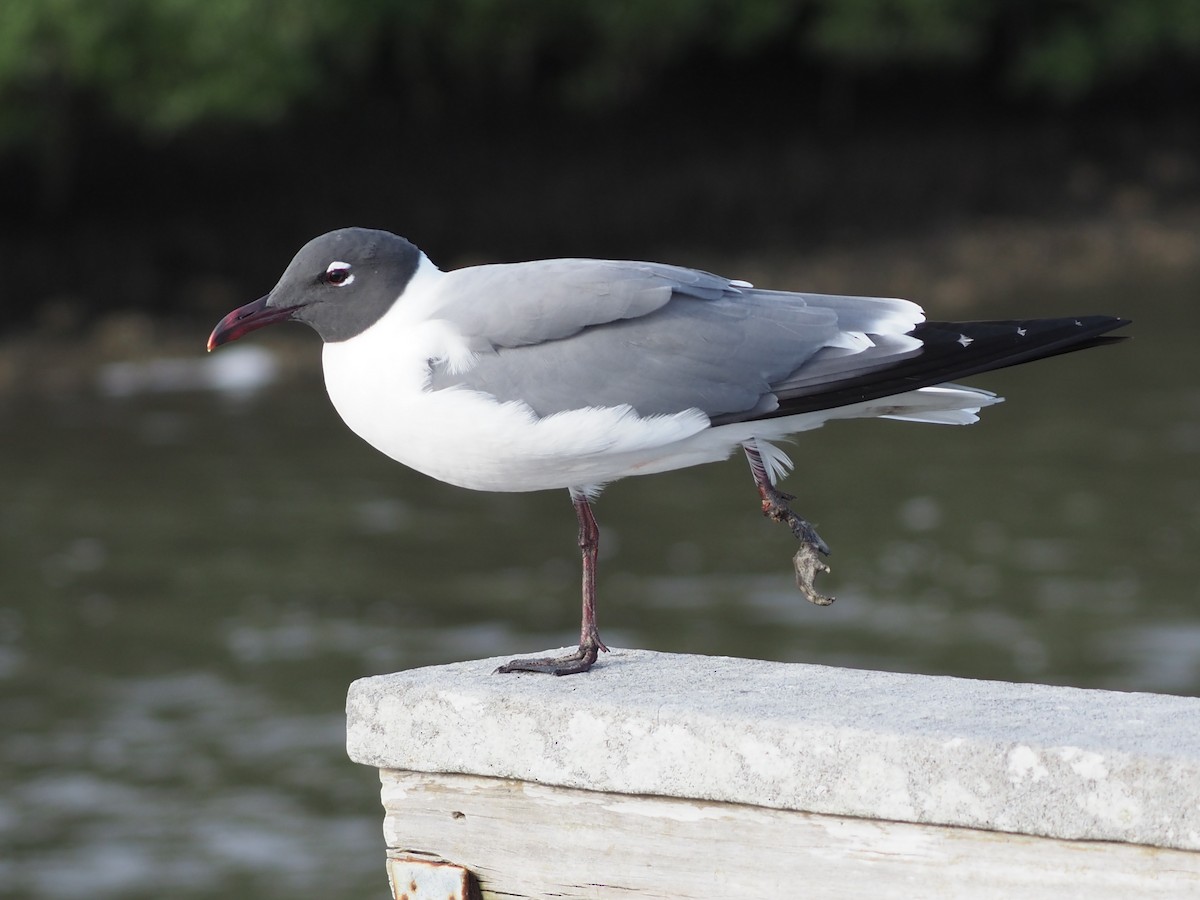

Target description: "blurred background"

left=1, top=2, right=1198, bottom=898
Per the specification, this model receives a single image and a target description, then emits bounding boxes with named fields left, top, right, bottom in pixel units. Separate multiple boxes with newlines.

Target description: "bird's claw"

left=495, top=641, right=603, bottom=676
left=756, top=476, right=834, bottom=605
left=793, top=541, right=834, bottom=606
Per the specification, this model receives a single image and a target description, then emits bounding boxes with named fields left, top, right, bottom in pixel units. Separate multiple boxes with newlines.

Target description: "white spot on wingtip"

left=730, top=279, right=753, bottom=289
left=1075, top=319, right=1083, bottom=326
left=957, top=334, right=974, bottom=347
left=1016, top=326, right=1027, bottom=336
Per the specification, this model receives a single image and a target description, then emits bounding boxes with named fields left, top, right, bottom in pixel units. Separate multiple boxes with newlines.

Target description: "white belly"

left=320, top=321, right=714, bottom=492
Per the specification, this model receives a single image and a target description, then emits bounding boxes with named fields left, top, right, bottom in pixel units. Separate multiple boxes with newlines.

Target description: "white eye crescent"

left=325, top=261, right=354, bottom=286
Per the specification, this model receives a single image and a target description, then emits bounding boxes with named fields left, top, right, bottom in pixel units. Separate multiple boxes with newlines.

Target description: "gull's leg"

left=744, top=444, right=835, bottom=607
left=495, top=489, right=609, bottom=675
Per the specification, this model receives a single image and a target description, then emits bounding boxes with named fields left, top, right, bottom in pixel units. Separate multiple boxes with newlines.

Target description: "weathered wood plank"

left=381, top=769, right=1200, bottom=900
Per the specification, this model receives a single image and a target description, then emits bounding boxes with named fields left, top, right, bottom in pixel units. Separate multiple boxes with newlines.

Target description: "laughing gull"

left=207, top=228, right=1129, bottom=675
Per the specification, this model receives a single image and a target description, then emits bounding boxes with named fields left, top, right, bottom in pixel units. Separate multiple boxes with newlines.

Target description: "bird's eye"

left=324, top=261, right=354, bottom=287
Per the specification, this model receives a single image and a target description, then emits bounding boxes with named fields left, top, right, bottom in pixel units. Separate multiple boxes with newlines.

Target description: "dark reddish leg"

left=495, top=489, right=609, bottom=675
left=744, top=444, right=835, bottom=607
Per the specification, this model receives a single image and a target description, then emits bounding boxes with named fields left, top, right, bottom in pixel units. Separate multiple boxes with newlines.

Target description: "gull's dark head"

left=207, top=228, right=421, bottom=351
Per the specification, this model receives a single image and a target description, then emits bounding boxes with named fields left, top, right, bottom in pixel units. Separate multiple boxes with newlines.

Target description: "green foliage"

left=0, top=0, right=1197, bottom=153
left=1009, top=0, right=1200, bottom=99
left=0, top=0, right=376, bottom=153
left=810, top=0, right=986, bottom=65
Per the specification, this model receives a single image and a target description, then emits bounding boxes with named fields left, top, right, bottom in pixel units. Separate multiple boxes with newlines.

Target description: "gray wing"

left=429, top=258, right=922, bottom=420
left=432, top=258, right=735, bottom=348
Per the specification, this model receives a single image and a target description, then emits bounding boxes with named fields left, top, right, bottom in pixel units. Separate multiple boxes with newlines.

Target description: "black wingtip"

left=744, top=314, right=1131, bottom=421
left=911, top=314, right=1131, bottom=378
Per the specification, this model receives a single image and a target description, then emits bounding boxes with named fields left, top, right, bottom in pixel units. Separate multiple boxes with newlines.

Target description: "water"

left=2, top=271, right=1198, bottom=898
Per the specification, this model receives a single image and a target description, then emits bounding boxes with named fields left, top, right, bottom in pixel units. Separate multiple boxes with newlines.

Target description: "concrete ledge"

left=347, top=648, right=1200, bottom=851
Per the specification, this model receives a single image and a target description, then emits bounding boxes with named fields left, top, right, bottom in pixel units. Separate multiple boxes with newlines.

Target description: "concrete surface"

left=346, top=648, right=1200, bottom=850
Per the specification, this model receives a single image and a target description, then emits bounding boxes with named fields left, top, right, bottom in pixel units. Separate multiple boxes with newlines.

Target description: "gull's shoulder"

left=432, top=257, right=743, bottom=349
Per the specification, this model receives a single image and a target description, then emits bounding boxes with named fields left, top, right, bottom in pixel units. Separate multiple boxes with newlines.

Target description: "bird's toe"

left=793, top=542, right=835, bottom=607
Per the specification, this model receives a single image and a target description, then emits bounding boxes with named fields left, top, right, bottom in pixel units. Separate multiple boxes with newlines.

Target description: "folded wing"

left=429, top=258, right=926, bottom=420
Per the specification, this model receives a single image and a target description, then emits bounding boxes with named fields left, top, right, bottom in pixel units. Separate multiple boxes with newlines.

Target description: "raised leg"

left=495, top=489, right=609, bottom=675
left=744, top=444, right=835, bottom=607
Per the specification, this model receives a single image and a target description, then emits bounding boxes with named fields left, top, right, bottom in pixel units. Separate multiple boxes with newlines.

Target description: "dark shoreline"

left=1, top=102, right=1197, bottom=335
